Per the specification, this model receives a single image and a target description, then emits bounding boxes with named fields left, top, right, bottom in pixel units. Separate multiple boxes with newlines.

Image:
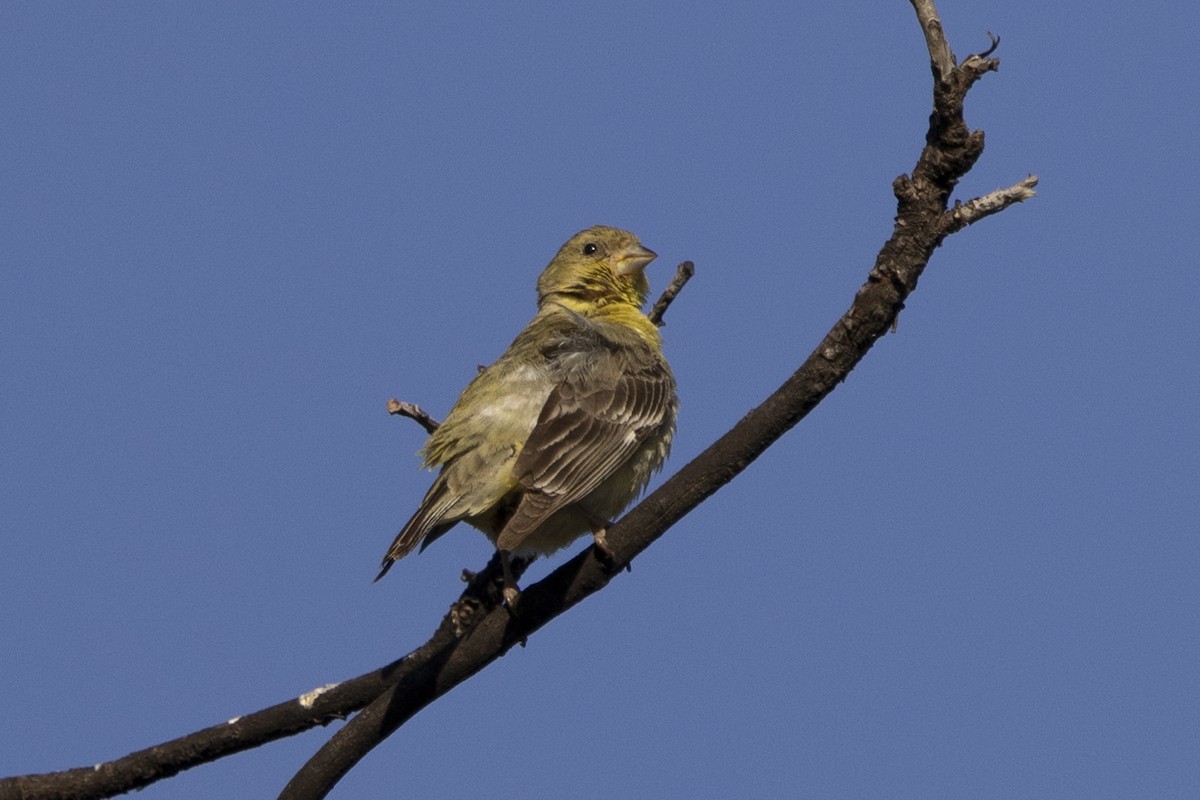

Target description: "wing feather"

left=497, top=351, right=673, bottom=551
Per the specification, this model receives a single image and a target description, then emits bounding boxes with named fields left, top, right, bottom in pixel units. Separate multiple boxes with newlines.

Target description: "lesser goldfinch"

left=377, top=226, right=677, bottom=600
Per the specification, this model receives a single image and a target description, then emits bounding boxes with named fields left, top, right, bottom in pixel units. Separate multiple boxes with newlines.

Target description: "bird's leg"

left=577, top=505, right=627, bottom=572
left=499, top=549, right=521, bottom=607
left=592, top=526, right=613, bottom=560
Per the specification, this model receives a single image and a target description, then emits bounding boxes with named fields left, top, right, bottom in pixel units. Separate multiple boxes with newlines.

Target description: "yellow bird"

left=377, top=226, right=677, bottom=600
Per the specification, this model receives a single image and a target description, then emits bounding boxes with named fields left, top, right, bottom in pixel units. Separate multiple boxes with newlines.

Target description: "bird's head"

left=537, top=226, right=657, bottom=311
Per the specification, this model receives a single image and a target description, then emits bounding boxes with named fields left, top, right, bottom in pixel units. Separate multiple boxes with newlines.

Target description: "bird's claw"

left=499, top=549, right=522, bottom=609
left=593, top=528, right=628, bottom=573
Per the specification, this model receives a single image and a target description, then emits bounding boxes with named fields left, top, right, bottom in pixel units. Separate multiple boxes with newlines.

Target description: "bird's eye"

left=582, top=242, right=598, bottom=255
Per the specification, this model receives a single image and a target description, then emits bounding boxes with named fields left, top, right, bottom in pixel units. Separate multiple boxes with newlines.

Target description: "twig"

left=940, top=175, right=1039, bottom=236
left=649, top=261, right=695, bottom=326
left=970, top=31, right=1001, bottom=61
left=386, top=400, right=440, bottom=434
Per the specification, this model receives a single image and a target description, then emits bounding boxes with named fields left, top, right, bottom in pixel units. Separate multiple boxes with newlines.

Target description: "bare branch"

left=386, top=399, right=440, bottom=434
left=940, top=175, right=1039, bottom=236
left=0, top=554, right=529, bottom=800
left=648, top=261, right=695, bottom=326
left=910, top=0, right=957, bottom=81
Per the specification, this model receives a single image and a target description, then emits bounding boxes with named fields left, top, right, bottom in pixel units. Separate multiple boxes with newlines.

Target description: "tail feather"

left=375, top=481, right=460, bottom=581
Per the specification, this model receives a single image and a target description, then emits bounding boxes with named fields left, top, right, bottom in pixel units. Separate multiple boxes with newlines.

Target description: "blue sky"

left=3, top=2, right=1197, bottom=798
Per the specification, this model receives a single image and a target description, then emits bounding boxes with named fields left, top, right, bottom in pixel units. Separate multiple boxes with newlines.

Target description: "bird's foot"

left=500, top=550, right=522, bottom=609
left=593, top=527, right=614, bottom=560
left=592, top=527, right=630, bottom=573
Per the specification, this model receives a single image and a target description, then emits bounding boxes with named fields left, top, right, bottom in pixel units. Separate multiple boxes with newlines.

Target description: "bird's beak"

left=612, top=243, right=658, bottom=276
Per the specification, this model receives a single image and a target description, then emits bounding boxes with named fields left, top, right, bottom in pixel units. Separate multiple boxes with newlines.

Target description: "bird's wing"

left=496, top=354, right=673, bottom=551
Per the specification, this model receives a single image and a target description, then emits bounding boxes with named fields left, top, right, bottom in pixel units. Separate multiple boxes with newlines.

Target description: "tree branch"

left=911, top=0, right=957, bottom=82
left=0, top=3, right=1036, bottom=798
left=0, top=553, right=529, bottom=800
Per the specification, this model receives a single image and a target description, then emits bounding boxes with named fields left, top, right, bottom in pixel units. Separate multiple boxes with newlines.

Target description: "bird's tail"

left=374, top=481, right=459, bottom=581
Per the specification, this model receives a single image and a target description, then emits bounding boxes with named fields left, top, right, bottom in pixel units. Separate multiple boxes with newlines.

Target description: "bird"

left=376, top=225, right=678, bottom=603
